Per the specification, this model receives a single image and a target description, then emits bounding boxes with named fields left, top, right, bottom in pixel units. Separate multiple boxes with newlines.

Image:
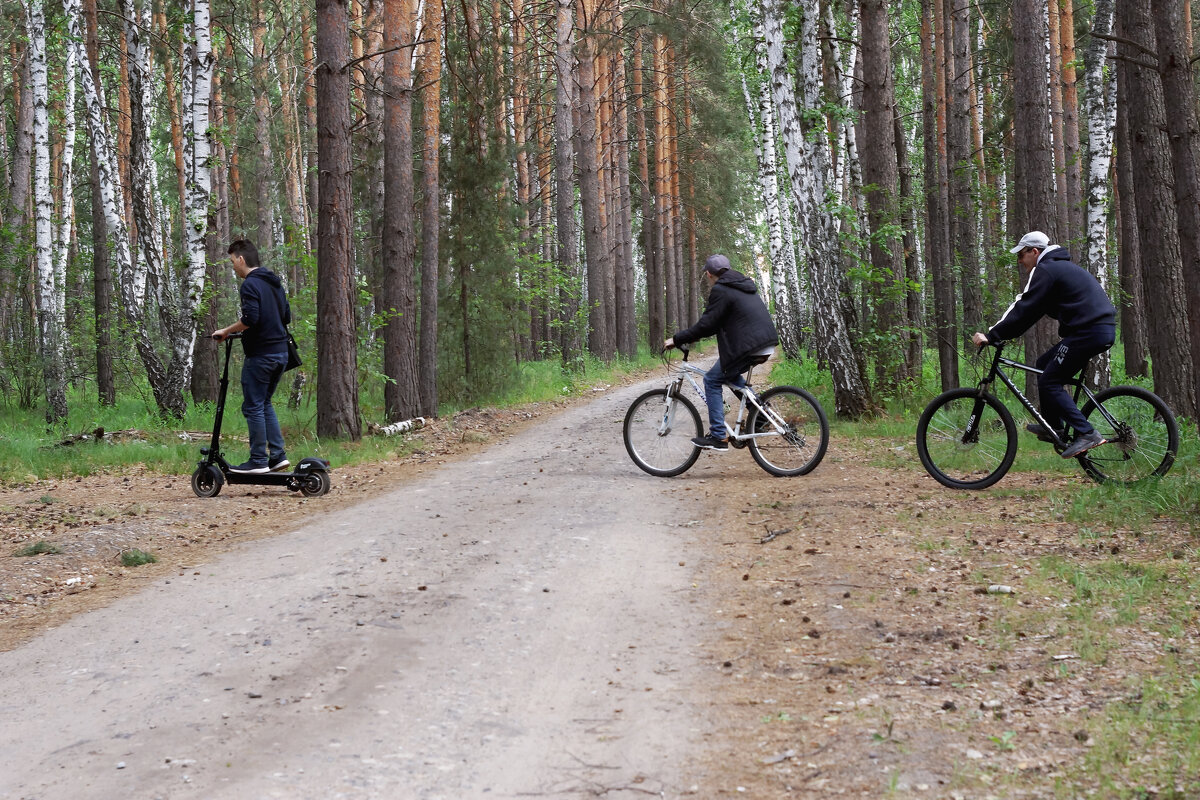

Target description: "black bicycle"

left=916, top=341, right=1179, bottom=490
left=623, top=346, right=829, bottom=478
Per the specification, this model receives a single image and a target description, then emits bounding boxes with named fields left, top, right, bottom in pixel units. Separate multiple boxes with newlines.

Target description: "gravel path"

left=0, top=377, right=717, bottom=800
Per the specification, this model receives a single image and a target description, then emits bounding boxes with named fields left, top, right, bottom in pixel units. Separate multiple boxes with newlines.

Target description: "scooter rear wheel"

left=191, top=464, right=224, bottom=498
left=299, top=470, right=331, bottom=497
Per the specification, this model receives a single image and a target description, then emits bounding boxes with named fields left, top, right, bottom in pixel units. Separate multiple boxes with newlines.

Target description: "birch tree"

left=26, top=0, right=67, bottom=421
left=761, top=0, right=869, bottom=418
left=1081, top=0, right=1115, bottom=285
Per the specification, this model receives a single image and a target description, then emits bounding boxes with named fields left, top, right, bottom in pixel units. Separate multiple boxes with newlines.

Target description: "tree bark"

left=860, top=0, right=908, bottom=391
left=381, top=0, right=420, bottom=421
left=554, top=0, right=581, bottom=366
left=1116, top=0, right=1195, bottom=417
left=417, top=0, right=442, bottom=416
left=1114, top=63, right=1148, bottom=379
left=26, top=0, right=68, bottom=422
left=1150, top=0, right=1200, bottom=420
left=947, top=0, right=981, bottom=336
left=762, top=0, right=869, bottom=418
left=316, top=0, right=363, bottom=438
left=923, top=0, right=956, bottom=390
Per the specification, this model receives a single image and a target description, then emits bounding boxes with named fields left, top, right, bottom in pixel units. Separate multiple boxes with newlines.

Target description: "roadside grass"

left=119, top=548, right=158, bottom=567
left=0, top=346, right=664, bottom=485
left=13, top=541, right=62, bottom=557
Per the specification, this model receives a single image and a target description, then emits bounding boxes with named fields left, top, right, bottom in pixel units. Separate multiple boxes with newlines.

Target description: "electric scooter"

left=190, top=332, right=332, bottom=498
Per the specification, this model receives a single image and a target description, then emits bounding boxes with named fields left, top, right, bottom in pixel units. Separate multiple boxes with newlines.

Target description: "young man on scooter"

left=211, top=240, right=291, bottom=474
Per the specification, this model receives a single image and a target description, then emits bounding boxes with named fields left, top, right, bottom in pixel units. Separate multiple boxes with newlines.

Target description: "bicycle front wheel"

left=747, top=386, right=829, bottom=477
left=1078, top=386, right=1178, bottom=484
left=623, top=388, right=702, bottom=477
left=916, top=388, right=1017, bottom=489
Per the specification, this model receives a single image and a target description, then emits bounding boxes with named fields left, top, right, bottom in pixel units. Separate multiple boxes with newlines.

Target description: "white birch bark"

left=1082, top=0, right=1115, bottom=290
left=761, top=0, right=868, bottom=417
left=53, top=39, right=77, bottom=333
left=26, top=0, right=67, bottom=420
left=179, top=0, right=214, bottom=388
left=121, top=0, right=161, bottom=311
left=67, top=0, right=177, bottom=414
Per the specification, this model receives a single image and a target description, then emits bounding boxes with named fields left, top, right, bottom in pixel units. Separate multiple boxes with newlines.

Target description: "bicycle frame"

left=664, top=350, right=790, bottom=443
left=972, top=342, right=1114, bottom=448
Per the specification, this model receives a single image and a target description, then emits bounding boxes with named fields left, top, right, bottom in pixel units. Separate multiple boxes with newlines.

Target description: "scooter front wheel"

left=191, top=464, right=224, bottom=498
left=299, top=470, right=331, bottom=497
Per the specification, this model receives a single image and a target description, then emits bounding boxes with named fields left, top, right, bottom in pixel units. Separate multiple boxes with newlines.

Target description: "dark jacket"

left=239, top=268, right=291, bottom=357
left=672, top=269, right=779, bottom=378
left=986, top=246, right=1115, bottom=344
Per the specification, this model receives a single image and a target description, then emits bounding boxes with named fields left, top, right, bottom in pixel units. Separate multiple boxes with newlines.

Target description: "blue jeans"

left=1035, top=326, right=1115, bottom=437
left=241, top=352, right=288, bottom=466
left=704, top=360, right=745, bottom=439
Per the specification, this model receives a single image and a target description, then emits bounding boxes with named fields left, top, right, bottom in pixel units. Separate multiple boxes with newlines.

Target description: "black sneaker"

left=1060, top=430, right=1106, bottom=459
left=230, top=461, right=270, bottom=474
left=268, top=457, right=290, bottom=472
left=692, top=434, right=730, bottom=451
left=1025, top=423, right=1065, bottom=443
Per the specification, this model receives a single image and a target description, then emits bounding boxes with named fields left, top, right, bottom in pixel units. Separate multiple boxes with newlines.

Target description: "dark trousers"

left=1035, top=325, right=1115, bottom=436
left=241, top=352, right=288, bottom=466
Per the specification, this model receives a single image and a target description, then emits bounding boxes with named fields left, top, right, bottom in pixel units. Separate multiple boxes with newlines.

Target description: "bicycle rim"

left=748, top=387, right=829, bottom=477
left=917, top=389, right=1016, bottom=489
left=623, top=389, right=702, bottom=477
left=1079, top=387, right=1178, bottom=483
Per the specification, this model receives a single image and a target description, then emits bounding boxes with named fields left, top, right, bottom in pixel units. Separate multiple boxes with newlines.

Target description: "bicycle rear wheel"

left=916, top=388, right=1017, bottom=489
left=623, top=388, right=702, bottom=477
left=747, top=386, right=829, bottom=477
left=1078, top=386, right=1178, bottom=484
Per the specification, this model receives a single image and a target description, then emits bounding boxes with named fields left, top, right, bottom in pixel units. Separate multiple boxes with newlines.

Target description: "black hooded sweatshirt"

left=985, top=245, right=1115, bottom=344
left=238, top=268, right=291, bottom=357
left=672, top=269, right=779, bottom=379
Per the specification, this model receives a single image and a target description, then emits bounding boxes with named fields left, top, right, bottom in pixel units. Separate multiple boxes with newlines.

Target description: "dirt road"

left=0, top=375, right=721, bottom=799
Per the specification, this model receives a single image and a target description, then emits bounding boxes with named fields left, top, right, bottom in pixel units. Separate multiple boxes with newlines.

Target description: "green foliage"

left=14, top=541, right=62, bottom=557
left=120, top=548, right=157, bottom=567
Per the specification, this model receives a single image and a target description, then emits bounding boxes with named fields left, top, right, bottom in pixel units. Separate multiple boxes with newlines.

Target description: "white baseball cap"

left=1010, top=230, right=1050, bottom=253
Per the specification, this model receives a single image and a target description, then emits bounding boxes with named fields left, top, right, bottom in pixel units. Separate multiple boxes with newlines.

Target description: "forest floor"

left=1, top=368, right=1196, bottom=798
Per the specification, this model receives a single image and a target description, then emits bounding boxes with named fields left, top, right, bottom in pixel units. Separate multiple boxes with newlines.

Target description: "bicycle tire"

left=1077, top=386, right=1178, bottom=484
left=747, top=386, right=829, bottom=477
left=623, top=388, right=703, bottom=477
left=916, top=388, right=1017, bottom=490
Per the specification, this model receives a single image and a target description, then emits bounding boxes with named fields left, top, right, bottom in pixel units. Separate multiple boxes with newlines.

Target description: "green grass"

left=13, top=541, right=62, bottom=557
left=119, top=549, right=157, bottom=567
left=0, top=346, right=666, bottom=485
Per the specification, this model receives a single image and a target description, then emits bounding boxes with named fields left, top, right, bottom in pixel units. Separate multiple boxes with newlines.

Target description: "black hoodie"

left=672, top=269, right=779, bottom=378
left=238, top=268, right=291, bottom=357
left=986, top=246, right=1115, bottom=344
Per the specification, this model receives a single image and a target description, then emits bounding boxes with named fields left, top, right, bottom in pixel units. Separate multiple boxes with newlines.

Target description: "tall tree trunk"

left=612, top=14, right=637, bottom=359
left=554, top=0, right=581, bottom=366
left=575, top=0, right=612, bottom=361
left=923, top=0, right=956, bottom=390
left=1047, top=0, right=1071, bottom=242
left=193, top=71, right=229, bottom=405
left=1114, top=67, right=1148, bottom=379
left=633, top=35, right=661, bottom=350
left=252, top=0, right=278, bottom=249
left=1151, top=0, right=1200, bottom=420
left=1059, top=0, right=1083, bottom=244
left=381, top=0, right=420, bottom=421
left=860, top=0, right=907, bottom=391
left=762, top=0, right=869, bottom=418
left=1116, top=0, right=1195, bottom=417
left=417, top=0, right=441, bottom=416
left=1011, top=0, right=1058, bottom=402
left=26, top=0, right=67, bottom=422
left=81, top=0, right=114, bottom=404
left=316, top=0, right=363, bottom=438
left=947, top=0, right=981, bottom=336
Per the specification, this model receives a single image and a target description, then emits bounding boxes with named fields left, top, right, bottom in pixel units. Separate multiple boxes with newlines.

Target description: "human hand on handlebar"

left=662, top=337, right=675, bottom=351
left=972, top=332, right=989, bottom=349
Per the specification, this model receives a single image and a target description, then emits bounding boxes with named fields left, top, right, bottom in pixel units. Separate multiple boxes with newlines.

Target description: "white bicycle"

left=623, top=345, right=829, bottom=478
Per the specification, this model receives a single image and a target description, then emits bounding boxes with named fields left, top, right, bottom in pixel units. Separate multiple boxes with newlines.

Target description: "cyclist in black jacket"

left=972, top=230, right=1116, bottom=459
left=664, top=254, right=779, bottom=451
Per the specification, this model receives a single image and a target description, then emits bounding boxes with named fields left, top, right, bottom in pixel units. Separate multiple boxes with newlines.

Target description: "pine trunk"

left=923, top=0, right=956, bottom=390
left=316, top=0, right=363, bottom=438
left=1150, top=0, right=1200, bottom=420
left=1116, top=0, right=1196, bottom=417
left=554, top=0, right=581, bottom=366
left=418, top=0, right=441, bottom=416
left=381, top=0, right=420, bottom=421
left=1114, top=53, right=1148, bottom=379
